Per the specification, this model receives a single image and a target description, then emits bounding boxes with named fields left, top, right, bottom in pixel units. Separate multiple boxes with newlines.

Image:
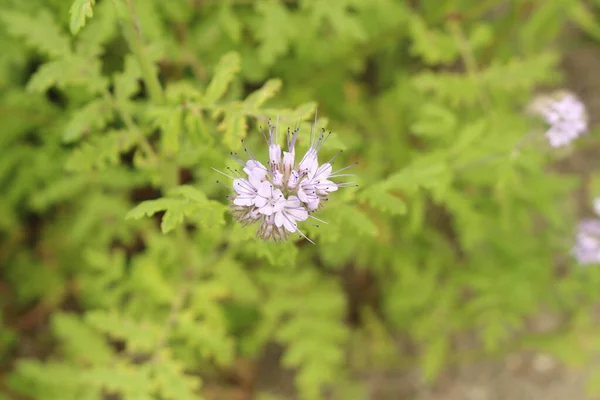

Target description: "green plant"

left=1, top=0, right=600, bottom=399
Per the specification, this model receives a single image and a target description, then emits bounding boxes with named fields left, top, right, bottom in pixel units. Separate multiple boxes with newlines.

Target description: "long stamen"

left=227, top=167, right=244, bottom=178
left=260, top=125, right=269, bottom=144
left=309, top=215, right=328, bottom=224
left=234, top=180, right=258, bottom=193
left=331, top=162, right=358, bottom=175
left=310, top=109, right=318, bottom=147
left=230, top=152, right=246, bottom=166
left=276, top=114, right=280, bottom=145
left=325, top=150, right=343, bottom=165
left=282, top=212, right=315, bottom=245
left=211, top=167, right=237, bottom=180
left=241, top=139, right=258, bottom=161
left=315, top=130, right=331, bottom=153
left=216, top=180, right=234, bottom=190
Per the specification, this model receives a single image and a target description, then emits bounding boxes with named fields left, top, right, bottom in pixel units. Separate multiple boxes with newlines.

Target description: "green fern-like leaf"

left=63, top=99, right=113, bottom=143
left=359, top=187, right=407, bottom=215
left=408, top=15, right=458, bottom=65
left=52, top=312, right=113, bottom=366
left=65, top=129, right=139, bottom=171
left=126, top=186, right=226, bottom=233
left=27, top=56, right=107, bottom=94
left=85, top=311, right=162, bottom=353
left=260, top=269, right=348, bottom=400
left=218, top=107, right=248, bottom=150
left=115, top=55, right=142, bottom=103
left=151, top=352, right=202, bottom=400
left=0, top=9, right=71, bottom=58
left=147, top=105, right=182, bottom=156
left=254, top=0, right=297, bottom=66
left=244, top=78, right=282, bottom=109
left=69, top=0, right=96, bottom=35
left=203, top=52, right=240, bottom=104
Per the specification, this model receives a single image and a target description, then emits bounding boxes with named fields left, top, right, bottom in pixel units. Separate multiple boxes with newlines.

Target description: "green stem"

left=448, top=20, right=490, bottom=111
left=122, top=0, right=164, bottom=104
left=103, top=89, right=158, bottom=163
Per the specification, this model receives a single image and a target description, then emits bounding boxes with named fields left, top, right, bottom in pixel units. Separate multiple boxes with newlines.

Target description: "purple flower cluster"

left=216, top=119, right=355, bottom=243
left=531, top=91, right=588, bottom=148
left=573, top=200, right=600, bottom=265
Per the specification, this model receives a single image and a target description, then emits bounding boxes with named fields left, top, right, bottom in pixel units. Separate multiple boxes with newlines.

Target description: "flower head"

left=215, top=115, right=357, bottom=243
left=530, top=91, right=588, bottom=148
left=573, top=199, right=600, bottom=265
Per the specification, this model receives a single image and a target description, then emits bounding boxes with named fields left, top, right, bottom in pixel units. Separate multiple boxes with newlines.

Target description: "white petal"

left=313, top=163, right=332, bottom=181
left=283, top=217, right=298, bottom=232
left=287, top=207, right=308, bottom=222
left=286, top=196, right=301, bottom=207
left=274, top=211, right=285, bottom=228
left=297, top=186, right=309, bottom=203
left=259, top=204, right=274, bottom=216
left=298, top=148, right=318, bottom=176
left=316, top=179, right=338, bottom=193
left=272, top=170, right=283, bottom=186
left=254, top=196, right=267, bottom=208
left=233, top=196, right=254, bottom=206
left=269, top=144, right=281, bottom=166
left=307, top=199, right=320, bottom=210
left=257, top=181, right=273, bottom=197
left=233, top=178, right=253, bottom=195
left=283, top=151, right=295, bottom=170
left=248, top=173, right=263, bottom=188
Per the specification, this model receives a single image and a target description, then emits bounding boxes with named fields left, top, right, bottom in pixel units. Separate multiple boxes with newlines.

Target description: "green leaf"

left=126, top=198, right=176, bottom=218
left=383, top=161, right=448, bottom=192
left=359, top=187, right=407, bottom=215
left=52, top=312, right=112, bottom=365
left=167, top=185, right=207, bottom=202
left=218, top=108, right=248, bottom=150
left=203, top=52, right=240, bottom=104
left=408, top=15, right=458, bottom=65
left=85, top=311, right=162, bottom=353
left=0, top=9, right=71, bottom=58
left=147, top=105, right=182, bottom=156
left=115, top=55, right=142, bottom=103
left=69, top=0, right=96, bottom=35
left=334, top=204, right=378, bottom=237
left=411, top=103, right=457, bottom=138
left=63, top=99, right=113, bottom=143
left=449, top=119, right=486, bottom=155
left=126, top=198, right=179, bottom=220
left=244, top=79, right=282, bottom=109
left=421, top=336, right=448, bottom=382
left=587, top=367, right=600, bottom=397
left=151, top=353, right=202, bottom=400
left=254, top=0, right=297, bottom=66
left=218, top=3, right=242, bottom=43
left=27, top=56, right=108, bottom=93
left=85, top=363, right=153, bottom=400
left=65, top=130, right=141, bottom=172
left=569, top=2, right=600, bottom=41
left=126, top=188, right=225, bottom=233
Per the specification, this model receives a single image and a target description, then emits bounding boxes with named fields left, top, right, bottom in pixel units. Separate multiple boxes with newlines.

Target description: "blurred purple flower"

left=573, top=200, right=600, bottom=265
left=531, top=91, right=588, bottom=148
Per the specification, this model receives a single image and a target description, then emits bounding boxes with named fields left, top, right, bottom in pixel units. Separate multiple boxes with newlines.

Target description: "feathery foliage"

left=1, top=0, right=600, bottom=399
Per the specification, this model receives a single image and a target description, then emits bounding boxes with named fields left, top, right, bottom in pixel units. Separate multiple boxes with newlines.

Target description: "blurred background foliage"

left=2, top=0, right=600, bottom=399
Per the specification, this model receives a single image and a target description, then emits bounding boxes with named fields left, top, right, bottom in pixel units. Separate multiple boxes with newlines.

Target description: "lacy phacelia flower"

left=215, top=119, right=356, bottom=243
left=531, top=91, right=588, bottom=148
left=573, top=199, right=600, bottom=265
